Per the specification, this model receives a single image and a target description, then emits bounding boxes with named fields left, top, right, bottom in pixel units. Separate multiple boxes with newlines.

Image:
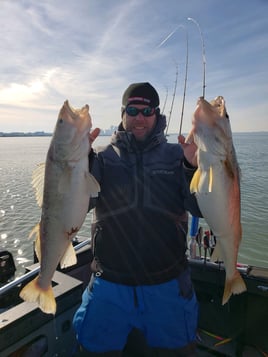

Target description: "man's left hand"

left=178, top=134, right=198, bottom=167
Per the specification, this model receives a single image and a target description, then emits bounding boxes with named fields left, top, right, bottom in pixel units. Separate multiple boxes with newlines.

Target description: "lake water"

left=0, top=132, right=267, bottom=278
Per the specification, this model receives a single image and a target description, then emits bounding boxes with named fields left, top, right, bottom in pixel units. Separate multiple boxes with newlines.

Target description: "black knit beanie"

left=122, top=82, right=160, bottom=108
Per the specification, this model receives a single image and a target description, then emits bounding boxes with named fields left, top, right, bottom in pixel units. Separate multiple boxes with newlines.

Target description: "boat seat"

left=0, top=250, right=16, bottom=283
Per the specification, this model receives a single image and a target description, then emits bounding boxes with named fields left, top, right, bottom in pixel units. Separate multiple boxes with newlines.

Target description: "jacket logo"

left=151, top=170, right=174, bottom=175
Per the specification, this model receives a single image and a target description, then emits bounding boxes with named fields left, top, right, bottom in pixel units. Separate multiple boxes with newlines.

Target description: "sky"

left=0, top=0, right=267, bottom=134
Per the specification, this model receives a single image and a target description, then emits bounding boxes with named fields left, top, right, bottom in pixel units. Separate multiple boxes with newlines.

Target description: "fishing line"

left=165, top=63, right=178, bottom=136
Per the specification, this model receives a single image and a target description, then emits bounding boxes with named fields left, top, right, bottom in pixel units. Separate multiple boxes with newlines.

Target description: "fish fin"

left=35, top=230, right=42, bottom=262
left=29, top=223, right=40, bottom=239
left=60, top=242, right=77, bottom=269
left=19, top=276, right=56, bottom=315
left=86, top=172, right=100, bottom=197
left=208, top=166, right=213, bottom=192
left=58, top=166, right=72, bottom=194
left=29, top=223, right=41, bottom=261
left=210, top=243, right=223, bottom=262
left=32, top=163, right=45, bottom=207
left=190, top=169, right=201, bottom=193
left=222, top=272, right=247, bottom=305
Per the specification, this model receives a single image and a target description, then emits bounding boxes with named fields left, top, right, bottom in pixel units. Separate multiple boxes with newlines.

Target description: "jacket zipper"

left=136, top=150, right=144, bottom=207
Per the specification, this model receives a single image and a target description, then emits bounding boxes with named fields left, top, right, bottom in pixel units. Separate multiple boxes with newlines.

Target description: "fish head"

left=50, top=101, right=92, bottom=160
left=192, top=96, right=233, bottom=154
left=193, top=96, right=227, bottom=126
left=55, top=100, right=92, bottom=142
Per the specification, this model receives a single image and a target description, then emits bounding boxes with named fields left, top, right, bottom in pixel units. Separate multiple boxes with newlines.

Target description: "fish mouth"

left=60, top=100, right=91, bottom=132
left=210, top=96, right=228, bottom=118
left=63, top=100, right=89, bottom=119
left=193, top=96, right=227, bottom=127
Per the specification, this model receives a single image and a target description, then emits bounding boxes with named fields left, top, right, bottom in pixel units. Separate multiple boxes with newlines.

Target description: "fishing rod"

left=165, top=63, right=178, bottom=136
left=161, top=86, right=168, bottom=115
left=179, top=26, right=188, bottom=136
left=187, top=17, right=206, bottom=98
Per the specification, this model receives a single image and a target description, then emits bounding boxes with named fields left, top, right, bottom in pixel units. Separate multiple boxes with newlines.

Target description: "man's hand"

left=178, top=134, right=198, bottom=167
left=89, top=128, right=101, bottom=146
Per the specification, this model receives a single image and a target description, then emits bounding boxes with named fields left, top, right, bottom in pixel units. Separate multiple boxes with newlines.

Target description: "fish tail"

left=19, top=276, right=56, bottom=315
left=222, top=271, right=247, bottom=305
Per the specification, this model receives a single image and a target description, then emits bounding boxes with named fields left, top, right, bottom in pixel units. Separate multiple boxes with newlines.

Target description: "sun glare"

left=0, top=80, right=45, bottom=104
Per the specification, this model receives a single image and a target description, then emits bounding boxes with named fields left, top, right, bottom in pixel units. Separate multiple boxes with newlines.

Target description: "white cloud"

left=0, top=0, right=267, bottom=133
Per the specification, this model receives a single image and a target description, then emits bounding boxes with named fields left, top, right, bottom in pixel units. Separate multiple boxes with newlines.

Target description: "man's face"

left=122, top=104, right=157, bottom=141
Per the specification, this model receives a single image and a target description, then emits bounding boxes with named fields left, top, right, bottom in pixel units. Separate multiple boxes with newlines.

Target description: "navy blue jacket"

left=89, top=114, right=201, bottom=285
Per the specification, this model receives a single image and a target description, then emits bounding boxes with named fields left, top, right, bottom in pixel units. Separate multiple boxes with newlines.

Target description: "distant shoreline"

left=0, top=130, right=267, bottom=138
left=0, top=132, right=52, bottom=137
left=0, top=132, right=113, bottom=138
left=0, top=126, right=118, bottom=137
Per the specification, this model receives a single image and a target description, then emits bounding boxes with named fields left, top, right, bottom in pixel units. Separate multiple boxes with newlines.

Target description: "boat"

left=0, top=237, right=268, bottom=357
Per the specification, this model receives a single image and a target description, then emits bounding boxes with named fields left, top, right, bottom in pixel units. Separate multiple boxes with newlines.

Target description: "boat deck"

left=1, top=244, right=268, bottom=357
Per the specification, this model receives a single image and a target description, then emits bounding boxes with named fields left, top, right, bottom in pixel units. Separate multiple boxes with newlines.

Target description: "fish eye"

left=59, top=118, right=64, bottom=124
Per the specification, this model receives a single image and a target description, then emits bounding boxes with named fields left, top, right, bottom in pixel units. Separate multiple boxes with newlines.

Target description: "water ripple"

left=0, top=134, right=268, bottom=279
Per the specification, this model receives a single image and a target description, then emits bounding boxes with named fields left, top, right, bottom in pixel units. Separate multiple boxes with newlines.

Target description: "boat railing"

left=0, top=236, right=91, bottom=296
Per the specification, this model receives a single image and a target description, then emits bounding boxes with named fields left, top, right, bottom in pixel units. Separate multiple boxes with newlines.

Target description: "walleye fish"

left=188, top=96, right=247, bottom=305
left=19, top=101, right=100, bottom=314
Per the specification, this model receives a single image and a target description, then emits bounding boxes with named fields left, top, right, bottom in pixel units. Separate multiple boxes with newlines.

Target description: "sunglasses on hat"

left=126, top=106, right=155, bottom=117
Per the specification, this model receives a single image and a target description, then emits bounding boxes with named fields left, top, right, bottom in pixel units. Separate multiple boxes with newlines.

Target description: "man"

left=73, top=82, right=201, bottom=356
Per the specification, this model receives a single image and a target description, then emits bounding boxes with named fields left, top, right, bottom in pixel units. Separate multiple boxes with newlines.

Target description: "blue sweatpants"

left=73, top=271, right=198, bottom=353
